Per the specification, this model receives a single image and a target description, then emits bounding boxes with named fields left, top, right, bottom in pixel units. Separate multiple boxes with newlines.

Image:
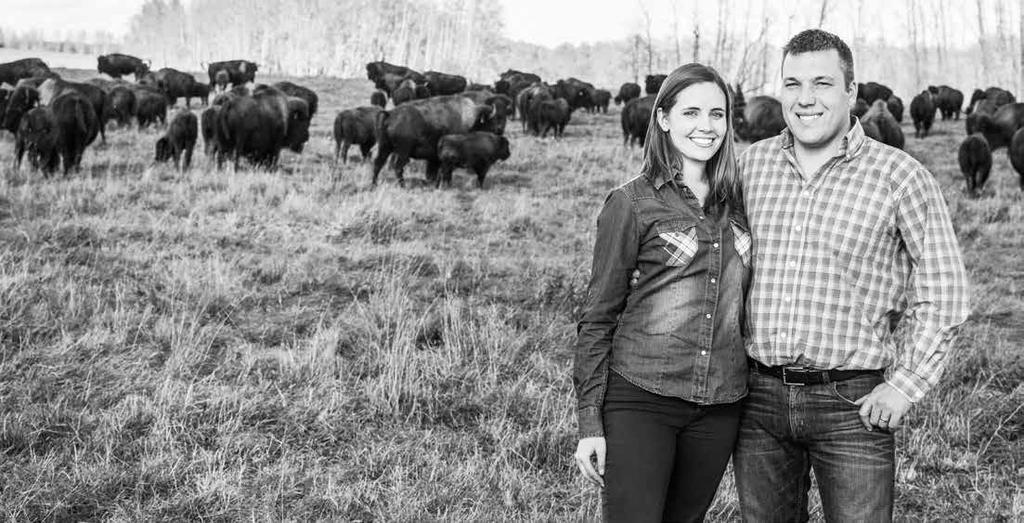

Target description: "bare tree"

left=817, top=0, right=830, bottom=28
left=977, top=0, right=991, bottom=81
left=671, top=1, right=682, bottom=65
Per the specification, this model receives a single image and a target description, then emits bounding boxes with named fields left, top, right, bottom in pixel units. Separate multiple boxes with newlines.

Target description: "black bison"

left=851, top=98, right=869, bottom=118
left=14, top=106, right=61, bottom=175
left=155, top=109, right=198, bottom=171
left=200, top=105, right=222, bottom=156
left=189, top=83, right=210, bottom=106
left=966, top=98, right=999, bottom=134
left=97, top=53, right=149, bottom=79
left=273, top=81, right=318, bottom=116
left=496, top=70, right=542, bottom=119
left=886, top=96, right=904, bottom=123
left=372, top=94, right=506, bottom=185
left=38, top=78, right=109, bottom=143
left=460, top=91, right=514, bottom=119
left=437, top=132, right=511, bottom=188
left=0, top=58, right=52, bottom=86
left=975, top=102, right=1024, bottom=151
left=392, top=78, right=420, bottom=106
left=958, top=134, right=992, bottom=196
left=733, top=85, right=785, bottom=143
left=590, top=89, right=611, bottom=113
left=861, top=99, right=904, bottom=149
left=645, top=74, right=667, bottom=95
left=206, top=60, right=259, bottom=92
left=517, top=83, right=551, bottom=134
left=366, top=61, right=425, bottom=91
left=370, top=90, right=387, bottom=108
left=215, top=85, right=311, bottom=169
left=132, top=85, right=169, bottom=128
left=614, top=82, right=642, bottom=105
left=909, top=90, right=936, bottom=138
left=966, top=87, right=1015, bottom=114
left=1, top=85, right=40, bottom=133
left=333, top=106, right=383, bottom=163
left=213, top=70, right=231, bottom=92
left=141, top=68, right=200, bottom=107
left=51, top=92, right=100, bottom=174
left=424, top=71, right=468, bottom=95
left=857, top=82, right=894, bottom=104
left=553, top=78, right=596, bottom=111
left=929, top=85, right=964, bottom=120
left=538, top=98, right=572, bottom=138
left=1009, top=128, right=1024, bottom=191
left=621, top=95, right=655, bottom=147
left=107, top=85, right=137, bottom=127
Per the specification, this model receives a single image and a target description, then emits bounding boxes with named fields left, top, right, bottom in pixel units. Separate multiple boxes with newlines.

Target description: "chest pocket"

left=657, top=224, right=698, bottom=267
left=730, top=219, right=752, bottom=267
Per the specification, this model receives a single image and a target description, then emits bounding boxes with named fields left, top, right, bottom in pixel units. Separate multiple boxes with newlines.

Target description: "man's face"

left=780, top=49, right=857, bottom=151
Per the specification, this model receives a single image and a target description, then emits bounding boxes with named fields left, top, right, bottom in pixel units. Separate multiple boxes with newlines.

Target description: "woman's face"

left=656, top=81, right=728, bottom=166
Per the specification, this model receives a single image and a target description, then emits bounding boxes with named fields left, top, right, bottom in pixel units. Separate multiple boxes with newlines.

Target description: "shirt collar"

left=780, top=115, right=866, bottom=161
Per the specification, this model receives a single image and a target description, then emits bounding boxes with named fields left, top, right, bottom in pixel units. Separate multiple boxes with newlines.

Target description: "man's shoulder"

left=857, top=139, right=933, bottom=190
left=739, top=135, right=786, bottom=165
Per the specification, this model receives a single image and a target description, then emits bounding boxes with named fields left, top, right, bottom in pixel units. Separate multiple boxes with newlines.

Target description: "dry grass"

left=0, top=67, right=1021, bottom=521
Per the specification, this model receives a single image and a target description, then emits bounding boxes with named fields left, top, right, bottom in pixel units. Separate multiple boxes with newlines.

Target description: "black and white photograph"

left=0, top=0, right=1021, bottom=520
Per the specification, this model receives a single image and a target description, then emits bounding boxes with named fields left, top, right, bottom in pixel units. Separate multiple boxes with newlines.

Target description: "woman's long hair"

left=639, top=63, right=740, bottom=207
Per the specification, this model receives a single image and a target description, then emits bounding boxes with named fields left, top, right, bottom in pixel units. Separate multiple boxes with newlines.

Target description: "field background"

left=0, top=65, right=1022, bottom=521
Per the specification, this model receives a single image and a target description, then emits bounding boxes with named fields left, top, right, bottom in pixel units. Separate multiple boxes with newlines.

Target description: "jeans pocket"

left=829, top=374, right=884, bottom=407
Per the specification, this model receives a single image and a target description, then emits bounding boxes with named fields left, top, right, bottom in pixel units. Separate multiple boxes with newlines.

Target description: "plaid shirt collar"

left=778, top=116, right=867, bottom=162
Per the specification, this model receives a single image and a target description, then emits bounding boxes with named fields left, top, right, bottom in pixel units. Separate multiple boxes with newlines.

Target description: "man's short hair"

left=782, top=29, right=855, bottom=88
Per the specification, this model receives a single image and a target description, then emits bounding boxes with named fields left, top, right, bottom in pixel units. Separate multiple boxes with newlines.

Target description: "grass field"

left=0, top=66, right=1022, bottom=521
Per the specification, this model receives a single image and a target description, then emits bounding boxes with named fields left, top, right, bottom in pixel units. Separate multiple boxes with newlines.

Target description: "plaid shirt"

left=738, top=119, right=970, bottom=402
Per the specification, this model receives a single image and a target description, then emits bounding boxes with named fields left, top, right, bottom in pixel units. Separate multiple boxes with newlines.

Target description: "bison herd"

left=1, top=55, right=1023, bottom=193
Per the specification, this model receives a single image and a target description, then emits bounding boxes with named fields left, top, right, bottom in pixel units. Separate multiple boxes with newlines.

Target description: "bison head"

left=473, top=103, right=506, bottom=136
left=496, top=136, right=511, bottom=161
left=285, top=98, right=311, bottom=153
left=154, top=137, right=172, bottom=163
left=2, top=86, right=40, bottom=133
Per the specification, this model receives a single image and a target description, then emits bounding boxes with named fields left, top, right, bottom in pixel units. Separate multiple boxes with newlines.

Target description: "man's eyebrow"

left=782, top=75, right=837, bottom=82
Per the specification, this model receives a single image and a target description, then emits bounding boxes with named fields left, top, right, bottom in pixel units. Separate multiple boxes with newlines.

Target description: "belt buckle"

left=781, top=367, right=805, bottom=386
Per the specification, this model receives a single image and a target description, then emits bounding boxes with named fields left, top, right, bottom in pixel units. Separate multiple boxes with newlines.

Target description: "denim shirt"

left=573, top=173, right=752, bottom=438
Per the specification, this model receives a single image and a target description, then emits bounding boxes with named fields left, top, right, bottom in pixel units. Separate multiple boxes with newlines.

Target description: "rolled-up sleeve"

left=574, top=189, right=639, bottom=437
left=888, top=167, right=971, bottom=402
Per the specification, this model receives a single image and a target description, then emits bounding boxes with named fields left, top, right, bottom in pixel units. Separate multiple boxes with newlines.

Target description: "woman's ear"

left=656, top=107, right=669, bottom=132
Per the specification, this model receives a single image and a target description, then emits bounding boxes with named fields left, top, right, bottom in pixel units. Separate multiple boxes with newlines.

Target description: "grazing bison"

left=958, top=134, right=992, bottom=196
left=621, top=95, right=655, bottom=147
left=590, top=89, right=611, bottom=113
left=909, top=90, right=936, bottom=138
left=518, top=83, right=552, bottom=134
left=213, top=70, right=231, bottom=93
left=1, top=85, right=40, bottom=133
left=966, top=98, right=999, bottom=134
left=14, top=107, right=61, bottom=175
left=733, top=85, right=785, bottom=143
left=1008, top=128, right=1024, bottom=190
left=851, top=98, right=870, bottom=118
left=437, top=132, right=511, bottom=188
left=51, top=92, right=100, bottom=174
left=333, top=106, right=383, bottom=163
left=366, top=61, right=425, bottom=93
left=155, top=109, right=198, bottom=171
left=372, top=94, right=505, bottom=185
left=206, top=60, right=258, bottom=92
left=861, top=99, right=904, bottom=149
left=96, top=53, right=149, bottom=79
left=496, top=70, right=542, bottom=119
left=538, top=98, right=572, bottom=138
left=0, top=58, right=52, bottom=87
left=645, top=74, right=667, bottom=95
left=200, top=105, right=222, bottom=157
left=975, top=102, right=1024, bottom=151
left=273, top=81, right=318, bottom=116
left=551, top=79, right=592, bottom=111
left=141, top=68, right=200, bottom=107
left=37, top=78, right=109, bottom=143
left=189, top=83, right=210, bottom=106
left=107, top=85, right=137, bottom=127
left=370, top=90, right=387, bottom=108
left=133, top=85, right=169, bottom=129
left=886, top=96, right=904, bottom=123
left=614, top=82, right=642, bottom=105
left=215, top=85, right=311, bottom=169
left=929, top=85, right=964, bottom=120
left=966, top=87, right=1015, bottom=114
left=857, top=82, right=894, bottom=104
left=424, top=71, right=468, bottom=95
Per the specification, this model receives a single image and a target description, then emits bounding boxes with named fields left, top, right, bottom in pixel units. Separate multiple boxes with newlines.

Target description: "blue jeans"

left=733, top=369, right=894, bottom=522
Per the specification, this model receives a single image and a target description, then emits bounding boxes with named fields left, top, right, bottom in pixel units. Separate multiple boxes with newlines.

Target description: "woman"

left=573, top=63, right=752, bottom=522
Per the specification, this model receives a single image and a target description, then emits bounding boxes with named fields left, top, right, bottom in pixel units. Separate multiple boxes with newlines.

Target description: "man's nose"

left=797, top=85, right=816, bottom=106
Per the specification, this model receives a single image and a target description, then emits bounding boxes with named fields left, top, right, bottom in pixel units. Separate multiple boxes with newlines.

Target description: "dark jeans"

left=733, top=369, right=895, bottom=522
left=602, top=371, right=741, bottom=523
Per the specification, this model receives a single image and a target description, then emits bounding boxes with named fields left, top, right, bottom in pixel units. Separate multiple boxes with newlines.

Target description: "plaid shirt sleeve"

left=888, top=166, right=971, bottom=402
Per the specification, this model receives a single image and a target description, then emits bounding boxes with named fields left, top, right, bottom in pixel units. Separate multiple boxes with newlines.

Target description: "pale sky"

left=0, top=0, right=998, bottom=49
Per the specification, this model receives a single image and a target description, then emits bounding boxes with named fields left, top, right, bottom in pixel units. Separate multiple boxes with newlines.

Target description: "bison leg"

left=14, top=139, right=25, bottom=171
left=424, top=158, right=440, bottom=184
left=371, top=146, right=392, bottom=185
left=474, top=165, right=489, bottom=188
left=391, top=153, right=411, bottom=188
left=437, top=163, right=453, bottom=189
left=359, top=143, right=373, bottom=162
left=182, top=146, right=193, bottom=171
left=340, top=140, right=351, bottom=164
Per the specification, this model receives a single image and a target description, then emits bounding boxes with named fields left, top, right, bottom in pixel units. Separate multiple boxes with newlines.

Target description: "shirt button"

left=784, top=296, right=791, bottom=303
left=788, top=260, right=797, bottom=268
left=795, top=225, right=802, bottom=232
left=780, top=332, right=787, bottom=339
left=705, top=313, right=712, bottom=319
left=713, top=242, right=719, bottom=249
left=699, top=215, right=705, bottom=220
left=701, top=350, right=708, bottom=356
left=710, top=278, right=716, bottom=283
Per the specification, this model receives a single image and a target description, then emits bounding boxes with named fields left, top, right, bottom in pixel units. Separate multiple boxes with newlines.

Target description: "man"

left=733, top=29, right=970, bottom=521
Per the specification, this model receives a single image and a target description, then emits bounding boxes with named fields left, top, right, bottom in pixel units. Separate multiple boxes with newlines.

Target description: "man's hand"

left=574, top=436, right=606, bottom=487
left=854, top=382, right=912, bottom=432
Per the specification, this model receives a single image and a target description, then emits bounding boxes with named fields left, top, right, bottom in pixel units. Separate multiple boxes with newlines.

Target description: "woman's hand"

left=574, top=436, right=607, bottom=487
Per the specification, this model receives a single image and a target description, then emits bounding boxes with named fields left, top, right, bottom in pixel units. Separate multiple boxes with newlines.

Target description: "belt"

left=748, top=358, right=883, bottom=386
